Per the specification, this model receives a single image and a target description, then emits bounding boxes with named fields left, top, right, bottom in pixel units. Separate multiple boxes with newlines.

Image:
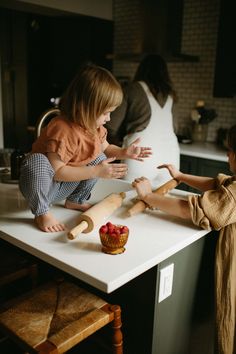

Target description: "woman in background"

left=106, top=54, right=180, bottom=185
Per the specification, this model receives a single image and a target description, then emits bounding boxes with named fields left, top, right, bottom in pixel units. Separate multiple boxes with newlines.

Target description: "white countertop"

left=0, top=179, right=208, bottom=293
left=180, top=142, right=228, bottom=162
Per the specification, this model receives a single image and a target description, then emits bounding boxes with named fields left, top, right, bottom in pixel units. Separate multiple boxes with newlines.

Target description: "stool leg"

left=110, top=305, right=123, bottom=354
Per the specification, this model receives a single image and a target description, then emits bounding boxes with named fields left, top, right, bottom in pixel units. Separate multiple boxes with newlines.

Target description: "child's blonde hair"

left=60, top=64, right=123, bottom=132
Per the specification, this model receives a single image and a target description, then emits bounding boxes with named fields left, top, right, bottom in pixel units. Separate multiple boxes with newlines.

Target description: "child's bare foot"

left=35, top=212, right=66, bottom=232
left=64, top=200, right=92, bottom=212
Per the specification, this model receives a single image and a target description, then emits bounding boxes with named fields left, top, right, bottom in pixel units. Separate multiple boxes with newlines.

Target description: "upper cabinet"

left=0, top=7, right=113, bottom=150
left=27, top=14, right=113, bottom=125
left=213, top=0, right=236, bottom=98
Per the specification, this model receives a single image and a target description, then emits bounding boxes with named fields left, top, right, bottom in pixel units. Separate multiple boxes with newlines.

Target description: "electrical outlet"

left=158, top=263, right=174, bottom=303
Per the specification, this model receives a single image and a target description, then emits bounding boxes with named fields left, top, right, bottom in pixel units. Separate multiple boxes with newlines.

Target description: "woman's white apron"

left=122, top=81, right=180, bottom=186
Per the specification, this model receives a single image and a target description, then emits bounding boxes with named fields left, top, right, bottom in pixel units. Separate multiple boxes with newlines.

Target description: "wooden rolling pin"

left=68, top=192, right=125, bottom=240
left=127, top=178, right=179, bottom=217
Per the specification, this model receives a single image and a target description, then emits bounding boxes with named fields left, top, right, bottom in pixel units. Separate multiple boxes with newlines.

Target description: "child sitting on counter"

left=132, top=124, right=236, bottom=354
left=19, top=64, right=152, bottom=233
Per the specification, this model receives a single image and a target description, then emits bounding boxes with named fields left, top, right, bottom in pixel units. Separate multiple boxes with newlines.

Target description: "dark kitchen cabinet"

left=178, top=155, right=231, bottom=193
left=27, top=15, right=113, bottom=128
left=0, top=7, right=113, bottom=150
left=213, top=0, right=236, bottom=97
left=0, top=9, right=28, bottom=150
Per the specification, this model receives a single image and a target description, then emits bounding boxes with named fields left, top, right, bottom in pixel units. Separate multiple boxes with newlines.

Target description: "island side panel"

left=152, top=231, right=217, bottom=354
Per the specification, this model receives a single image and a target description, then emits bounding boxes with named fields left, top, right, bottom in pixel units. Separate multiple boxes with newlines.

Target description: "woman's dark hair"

left=227, top=124, right=236, bottom=152
left=134, top=54, right=177, bottom=102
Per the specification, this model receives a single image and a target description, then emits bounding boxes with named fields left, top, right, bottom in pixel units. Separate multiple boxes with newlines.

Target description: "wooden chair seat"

left=0, top=279, right=123, bottom=353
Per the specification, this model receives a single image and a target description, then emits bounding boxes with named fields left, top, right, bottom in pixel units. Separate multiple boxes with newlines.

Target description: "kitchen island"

left=0, top=179, right=215, bottom=354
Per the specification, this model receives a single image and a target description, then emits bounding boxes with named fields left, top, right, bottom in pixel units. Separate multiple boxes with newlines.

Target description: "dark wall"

left=214, top=0, right=236, bottom=98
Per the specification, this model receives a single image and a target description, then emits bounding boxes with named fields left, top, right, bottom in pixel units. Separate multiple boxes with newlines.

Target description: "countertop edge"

left=179, top=142, right=228, bottom=162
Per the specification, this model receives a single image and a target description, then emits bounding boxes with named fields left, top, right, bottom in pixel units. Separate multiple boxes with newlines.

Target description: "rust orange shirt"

left=32, top=116, right=107, bottom=166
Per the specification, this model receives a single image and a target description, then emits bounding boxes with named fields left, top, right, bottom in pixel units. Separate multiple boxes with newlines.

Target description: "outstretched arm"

left=47, top=152, right=128, bottom=181
left=103, top=138, right=152, bottom=161
left=132, top=177, right=191, bottom=219
left=158, top=164, right=216, bottom=192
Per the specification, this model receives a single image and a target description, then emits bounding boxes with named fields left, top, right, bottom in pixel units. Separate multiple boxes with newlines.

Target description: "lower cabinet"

left=178, top=154, right=231, bottom=193
left=105, top=232, right=217, bottom=354
left=152, top=232, right=217, bottom=354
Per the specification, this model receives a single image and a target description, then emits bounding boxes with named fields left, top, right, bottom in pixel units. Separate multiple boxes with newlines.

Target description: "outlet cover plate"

left=158, top=263, right=174, bottom=303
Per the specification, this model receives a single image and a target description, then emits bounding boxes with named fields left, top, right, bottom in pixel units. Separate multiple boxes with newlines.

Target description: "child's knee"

left=21, top=153, right=54, bottom=176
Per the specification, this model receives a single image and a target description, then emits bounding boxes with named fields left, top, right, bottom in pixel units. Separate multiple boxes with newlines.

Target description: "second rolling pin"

left=127, top=178, right=179, bottom=217
left=68, top=192, right=125, bottom=240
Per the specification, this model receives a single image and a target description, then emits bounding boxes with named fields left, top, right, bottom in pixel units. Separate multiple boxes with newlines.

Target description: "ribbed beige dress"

left=188, top=174, right=236, bottom=354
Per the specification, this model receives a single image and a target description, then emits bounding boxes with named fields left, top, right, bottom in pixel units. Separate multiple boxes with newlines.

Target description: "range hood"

left=113, top=0, right=199, bottom=63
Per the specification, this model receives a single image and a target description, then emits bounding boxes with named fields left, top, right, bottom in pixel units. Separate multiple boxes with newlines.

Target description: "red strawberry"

left=99, top=225, right=108, bottom=234
left=109, top=226, right=115, bottom=234
left=120, top=226, right=129, bottom=234
left=110, top=232, right=117, bottom=238
left=115, top=228, right=121, bottom=236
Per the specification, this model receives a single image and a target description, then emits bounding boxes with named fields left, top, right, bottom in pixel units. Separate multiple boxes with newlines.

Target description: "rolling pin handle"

left=127, top=200, right=147, bottom=217
left=67, top=220, right=89, bottom=240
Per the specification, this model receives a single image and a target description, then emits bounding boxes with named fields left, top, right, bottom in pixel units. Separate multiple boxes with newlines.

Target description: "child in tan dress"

left=132, top=125, right=236, bottom=354
left=19, top=64, right=152, bottom=233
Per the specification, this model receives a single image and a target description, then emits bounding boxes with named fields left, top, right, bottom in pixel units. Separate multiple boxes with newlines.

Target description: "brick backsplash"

left=112, top=0, right=236, bottom=142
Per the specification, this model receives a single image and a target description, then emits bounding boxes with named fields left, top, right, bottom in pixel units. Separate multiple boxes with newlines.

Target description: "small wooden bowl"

left=99, top=227, right=129, bottom=255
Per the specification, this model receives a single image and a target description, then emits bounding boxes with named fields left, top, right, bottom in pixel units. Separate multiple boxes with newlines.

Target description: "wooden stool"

left=0, top=279, right=123, bottom=353
left=0, top=239, right=38, bottom=289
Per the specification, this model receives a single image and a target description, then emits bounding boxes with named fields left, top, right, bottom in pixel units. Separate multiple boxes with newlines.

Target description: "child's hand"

left=132, top=176, right=152, bottom=200
left=97, top=157, right=128, bottom=179
left=157, top=164, right=182, bottom=181
left=124, top=138, right=152, bottom=161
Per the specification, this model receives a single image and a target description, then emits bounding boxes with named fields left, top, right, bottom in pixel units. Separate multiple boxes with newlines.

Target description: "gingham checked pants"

left=19, top=153, right=106, bottom=216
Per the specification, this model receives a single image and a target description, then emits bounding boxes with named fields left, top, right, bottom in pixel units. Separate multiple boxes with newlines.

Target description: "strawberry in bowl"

left=99, top=222, right=129, bottom=255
